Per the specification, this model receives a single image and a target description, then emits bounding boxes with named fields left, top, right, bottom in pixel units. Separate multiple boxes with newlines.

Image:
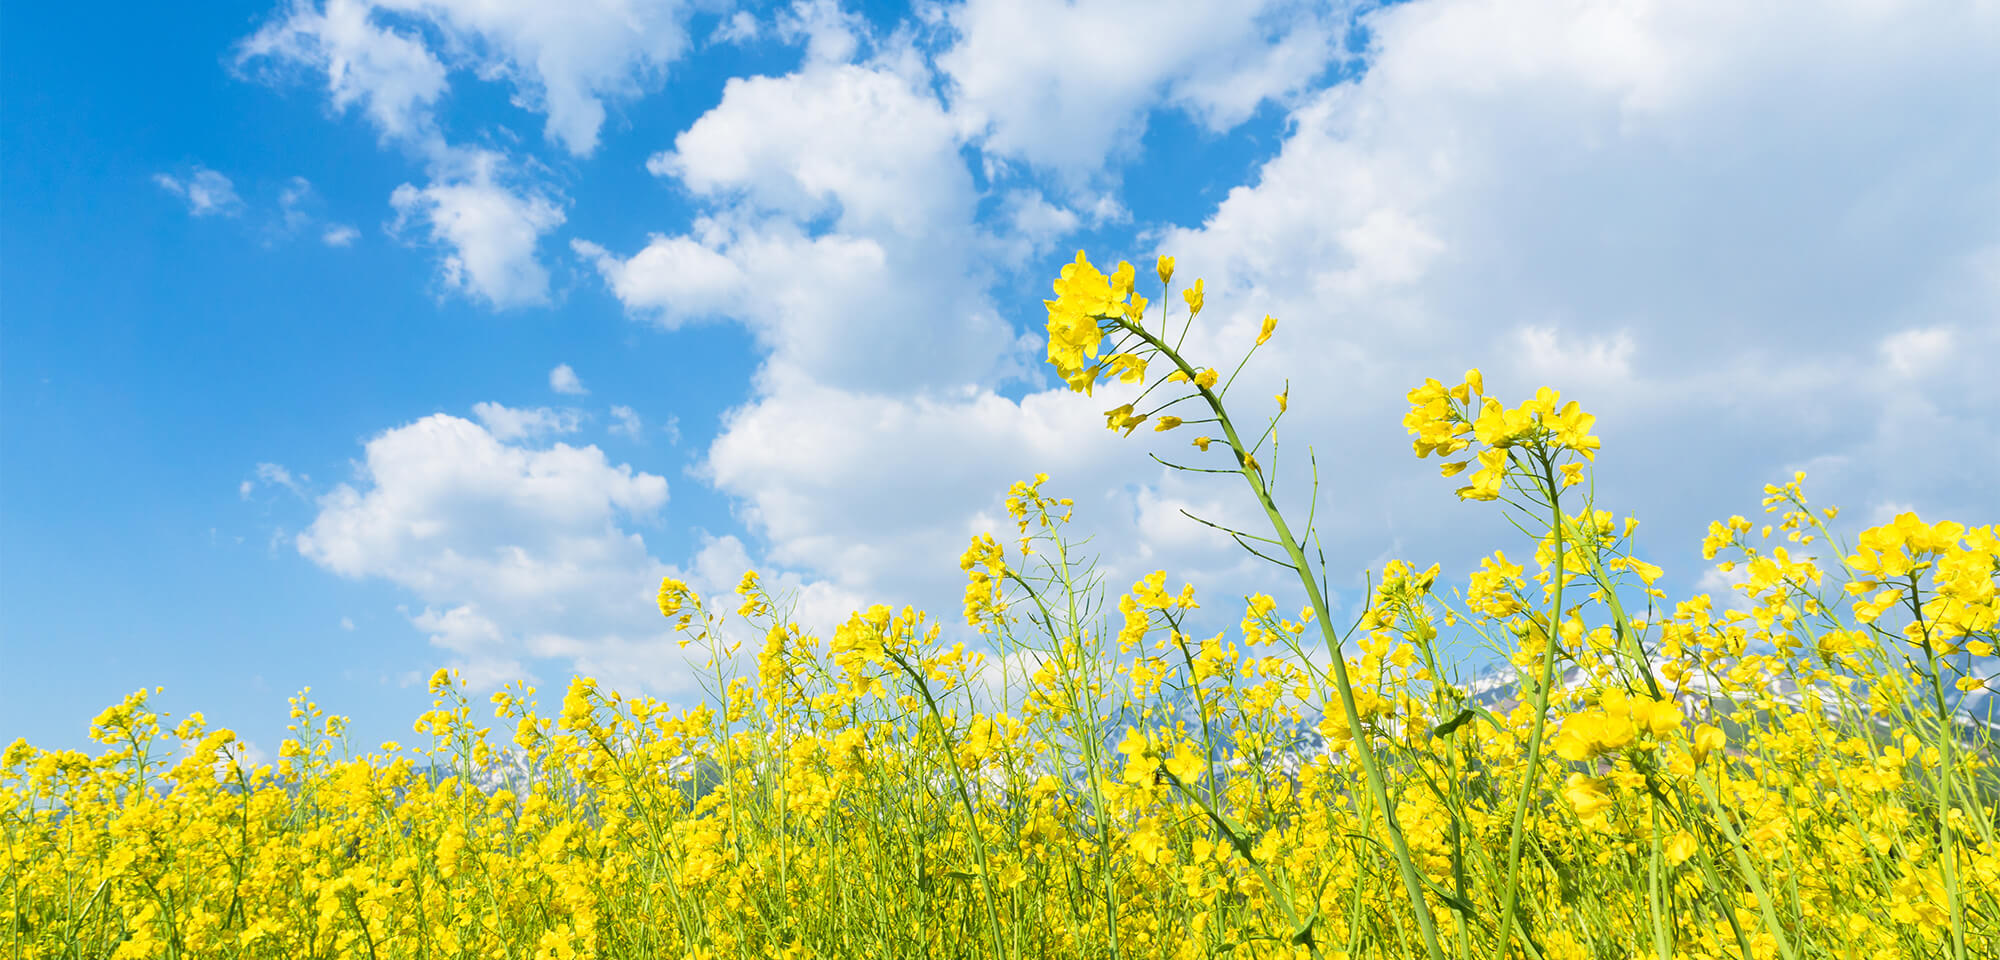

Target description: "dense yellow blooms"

left=5, top=253, right=1996, bottom=960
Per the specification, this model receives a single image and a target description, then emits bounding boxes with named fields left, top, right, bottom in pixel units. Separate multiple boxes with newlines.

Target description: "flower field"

left=5, top=252, right=1996, bottom=959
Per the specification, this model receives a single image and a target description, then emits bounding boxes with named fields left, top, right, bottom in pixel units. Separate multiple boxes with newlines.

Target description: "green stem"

left=1907, top=579, right=1969, bottom=960
left=884, top=648, right=1010, bottom=960
left=1117, top=317, right=1446, bottom=960
left=1490, top=453, right=1567, bottom=960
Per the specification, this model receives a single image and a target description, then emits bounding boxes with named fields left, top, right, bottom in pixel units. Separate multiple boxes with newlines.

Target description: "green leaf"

left=1432, top=708, right=1476, bottom=738
left=1290, top=909, right=1320, bottom=947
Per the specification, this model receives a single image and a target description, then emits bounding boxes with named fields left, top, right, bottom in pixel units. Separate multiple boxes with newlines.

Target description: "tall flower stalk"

left=1042, top=250, right=1449, bottom=960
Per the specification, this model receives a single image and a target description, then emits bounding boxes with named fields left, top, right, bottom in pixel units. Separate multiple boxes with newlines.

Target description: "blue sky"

left=4, top=0, right=1995, bottom=758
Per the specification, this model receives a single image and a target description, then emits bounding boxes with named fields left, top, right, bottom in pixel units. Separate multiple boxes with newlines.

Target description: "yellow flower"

left=1256, top=314, right=1277, bottom=346
left=1153, top=416, right=1183, bottom=431
left=1044, top=250, right=1125, bottom=385
left=1164, top=744, right=1206, bottom=785
left=1664, top=831, right=1698, bottom=867
left=1630, top=697, right=1681, bottom=736
left=658, top=577, right=690, bottom=618
left=1103, top=404, right=1146, bottom=435
left=1563, top=773, right=1615, bottom=818
left=1129, top=819, right=1169, bottom=864
left=1274, top=388, right=1288, bottom=413
left=1192, top=436, right=1213, bottom=451
left=1123, top=292, right=1148, bottom=323
left=1104, top=352, right=1148, bottom=384
left=1454, top=447, right=1509, bottom=501
left=1692, top=724, right=1726, bottom=765
left=1156, top=254, right=1174, bottom=285
left=1183, top=278, right=1204, bottom=318
left=1194, top=368, right=1219, bottom=390
left=1551, top=709, right=1637, bottom=762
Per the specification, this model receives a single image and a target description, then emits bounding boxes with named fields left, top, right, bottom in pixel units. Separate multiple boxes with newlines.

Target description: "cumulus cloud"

left=154, top=167, right=244, bottom=217
left=583, top=54, right=1018, bottom=392
left=936, top=0, right=1346, bottom=181
left=237, top=0, right=450, bottom=144
left=287, top=405, right=860, bottom=693
left=322, top=224, right=361, bottom=246
left=295, top=411, right=690, bottom=690
left=390, top=149, right=566, bottom=308
left=705, top=382, right=1105, bottom=592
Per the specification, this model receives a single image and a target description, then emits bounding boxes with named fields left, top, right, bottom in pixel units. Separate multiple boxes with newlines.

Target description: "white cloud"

left=278, top=176, right=316, bottom=232
left=994, top=189, right=1081, bottom=263
left=1879, top=326, right=1954, bottom=378
left=697, top=377, right=1294, bottom=619
left=936, top=0, right=1345, bottom=180
left=238, top=0, right=450, bottom=144
left=273, top=176, right=362, bottom=246
left=296, top=412, right=694, bottom=691
left=774, top=0, right=864, bottom=67
left=572, top=233, right=743, bottom=321
left=239, top=0, right=709, bottom=156
left=340, top=616, right=356, bottom=630
left=549, top=363, right=588, bottom=395
left=1513, top=326, right=1639, bottom=385
left=709, top=10, right=759, bottom=46
left=609, top=405, right=643, bottom=439
left=587, top=57, right=1017, bottom=392
left=154, top=167, right=244, bottom=217
left=241, top=462, right=309, bottom=500
left=390, top=149, right=566, bottom=308
left=650, top=62, right=971, bottom=237
left=469, top=401, right=582, bottom=441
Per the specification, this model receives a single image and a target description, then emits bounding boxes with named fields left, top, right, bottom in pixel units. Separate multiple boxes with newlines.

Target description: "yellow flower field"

left=5, top=252, right=1996, bottom=959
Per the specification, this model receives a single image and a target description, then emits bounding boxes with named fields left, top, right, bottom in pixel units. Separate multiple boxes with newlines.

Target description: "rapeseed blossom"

left=4, top=253, right=1995, bottom=960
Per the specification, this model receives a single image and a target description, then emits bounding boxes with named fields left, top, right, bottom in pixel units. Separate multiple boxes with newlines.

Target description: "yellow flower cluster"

left=1405, top=372, right=1601, bottom=501
left=1044, top=251, right=1145, bottom=393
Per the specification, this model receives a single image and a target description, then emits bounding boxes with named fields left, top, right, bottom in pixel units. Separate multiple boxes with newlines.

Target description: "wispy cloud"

left=154, top=166, right=243, bottom=217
